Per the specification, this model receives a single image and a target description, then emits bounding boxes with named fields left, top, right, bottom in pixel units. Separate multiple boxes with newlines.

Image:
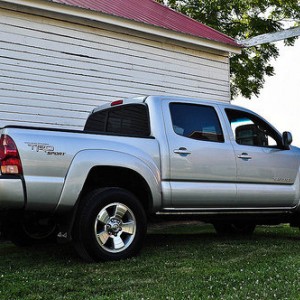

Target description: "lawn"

left=1, top=224, right=300, bottom=300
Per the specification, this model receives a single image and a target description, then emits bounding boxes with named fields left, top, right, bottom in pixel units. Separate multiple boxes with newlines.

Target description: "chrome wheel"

left=94, top=202, right=136, bottom=253
left=74, top=188, right=146, bottom=262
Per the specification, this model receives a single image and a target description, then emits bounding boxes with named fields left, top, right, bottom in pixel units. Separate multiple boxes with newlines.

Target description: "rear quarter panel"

left=2, top=127, right=161, bottom=212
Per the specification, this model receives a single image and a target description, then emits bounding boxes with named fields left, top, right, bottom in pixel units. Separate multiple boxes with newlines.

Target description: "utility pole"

left=238, top=26, right=300, bottom=47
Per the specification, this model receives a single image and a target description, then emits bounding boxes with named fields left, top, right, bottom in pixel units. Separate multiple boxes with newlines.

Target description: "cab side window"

left=170, top=103, right=224, bottom=143
left=226, top=109, right=282, bottom=148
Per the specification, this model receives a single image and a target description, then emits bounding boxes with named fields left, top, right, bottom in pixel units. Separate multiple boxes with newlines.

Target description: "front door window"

left=225, top=109, right=282, bottom=149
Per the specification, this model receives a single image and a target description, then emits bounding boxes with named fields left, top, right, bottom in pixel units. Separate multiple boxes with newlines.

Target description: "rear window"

left=84, top=104, right=150, bottom=137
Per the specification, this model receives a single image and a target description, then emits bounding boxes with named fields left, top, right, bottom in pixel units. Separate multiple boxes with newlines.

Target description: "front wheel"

left=73, top=188, right=147, bottom=262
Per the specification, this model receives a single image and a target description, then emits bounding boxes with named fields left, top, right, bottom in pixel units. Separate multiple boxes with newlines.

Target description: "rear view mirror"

left=282, top=131, right=293, bottom=149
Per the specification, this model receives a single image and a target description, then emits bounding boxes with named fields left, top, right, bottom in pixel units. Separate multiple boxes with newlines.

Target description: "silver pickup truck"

left=0, top=95, right=298, bottom=261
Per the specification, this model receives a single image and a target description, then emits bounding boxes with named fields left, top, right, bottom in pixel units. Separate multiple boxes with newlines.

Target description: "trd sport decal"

left=26, top=142, right=65, bottom=156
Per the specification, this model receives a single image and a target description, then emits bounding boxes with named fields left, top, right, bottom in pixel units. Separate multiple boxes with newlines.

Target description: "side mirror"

left=282, top=131, right=293, bottom=149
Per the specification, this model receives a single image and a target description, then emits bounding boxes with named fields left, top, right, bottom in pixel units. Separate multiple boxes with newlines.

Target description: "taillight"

left=0, top=135, right=23, bottom=175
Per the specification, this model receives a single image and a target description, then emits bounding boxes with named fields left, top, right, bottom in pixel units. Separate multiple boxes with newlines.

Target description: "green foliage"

left=1, top=225, right=300, bottom=299
left=157, top=0, right=300, bottom=99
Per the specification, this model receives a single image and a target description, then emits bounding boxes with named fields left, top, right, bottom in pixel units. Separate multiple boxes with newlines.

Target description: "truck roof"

left=92, top=96, right=148, bottom=113
left=92, top=95, right=231, bottom=113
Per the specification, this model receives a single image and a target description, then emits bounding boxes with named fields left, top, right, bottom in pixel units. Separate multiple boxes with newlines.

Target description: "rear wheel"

left=73, top=188, right=147, bottom=262
left=213, top=222, right=256, bottom=236
left=8, top=218, right=57, bottom=246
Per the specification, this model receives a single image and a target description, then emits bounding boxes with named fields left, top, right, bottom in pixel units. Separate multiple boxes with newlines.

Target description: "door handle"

left=173, top=147, right=191, bottom=155
left=237, top=153, right=252, bottom=160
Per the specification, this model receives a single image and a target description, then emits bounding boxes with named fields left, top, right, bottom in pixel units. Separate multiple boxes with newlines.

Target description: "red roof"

left=50, top=0, right=239, bottom=47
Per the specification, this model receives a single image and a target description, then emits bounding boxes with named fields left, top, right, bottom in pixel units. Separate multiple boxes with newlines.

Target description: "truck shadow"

left=0, top=224, right=299, bottom=263
left=145, top=223, right=300, bottom=248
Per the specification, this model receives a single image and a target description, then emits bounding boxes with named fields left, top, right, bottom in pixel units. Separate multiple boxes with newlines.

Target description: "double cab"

left=0, top=95, right=298, bottom=261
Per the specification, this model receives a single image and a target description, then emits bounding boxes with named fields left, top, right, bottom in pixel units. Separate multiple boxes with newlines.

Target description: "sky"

left=233, top=39, right=300, bottom=147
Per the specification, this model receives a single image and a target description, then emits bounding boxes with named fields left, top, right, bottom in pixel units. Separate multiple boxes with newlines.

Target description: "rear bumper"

left=0, top=176, right=25, bottom=209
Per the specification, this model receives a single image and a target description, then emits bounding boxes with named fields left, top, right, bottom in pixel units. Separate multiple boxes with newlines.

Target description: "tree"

left=156, top=0, right=300, bottom=99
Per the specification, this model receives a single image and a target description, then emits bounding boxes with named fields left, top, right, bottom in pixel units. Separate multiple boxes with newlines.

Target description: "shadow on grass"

left=144, top=224, right=300, bottom=255
left=0, top=224, right=299, bottom=264
left=147, top=223, right=300, bottom=240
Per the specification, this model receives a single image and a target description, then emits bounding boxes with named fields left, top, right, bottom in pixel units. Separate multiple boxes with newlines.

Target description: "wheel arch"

left=55, top=150, right=162, bottom=214
left=80, top=166, right=154, bottom=213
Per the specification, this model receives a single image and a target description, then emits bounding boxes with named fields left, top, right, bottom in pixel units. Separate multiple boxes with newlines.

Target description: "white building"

left=0, top=0, right=240, bottom=129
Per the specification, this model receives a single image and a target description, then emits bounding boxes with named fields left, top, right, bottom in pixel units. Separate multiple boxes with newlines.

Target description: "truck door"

left=162, top=101, right=237, bottom=208
left=225, top=108, right=300, bottom=208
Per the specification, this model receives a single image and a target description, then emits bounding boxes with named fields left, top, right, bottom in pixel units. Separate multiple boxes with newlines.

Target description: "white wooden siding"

left=0, top=8, right=230, bottom=129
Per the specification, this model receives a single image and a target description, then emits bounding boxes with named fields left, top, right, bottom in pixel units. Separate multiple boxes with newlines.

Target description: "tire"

left=8, top=218, right=57, bottom=247
left=73, top=188, right=147, bottom=262
left=213, top=222, right=256, bottom=236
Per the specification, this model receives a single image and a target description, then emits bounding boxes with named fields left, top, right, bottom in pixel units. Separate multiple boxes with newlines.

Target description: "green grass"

left=1, top=224, right=300, bottom=300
